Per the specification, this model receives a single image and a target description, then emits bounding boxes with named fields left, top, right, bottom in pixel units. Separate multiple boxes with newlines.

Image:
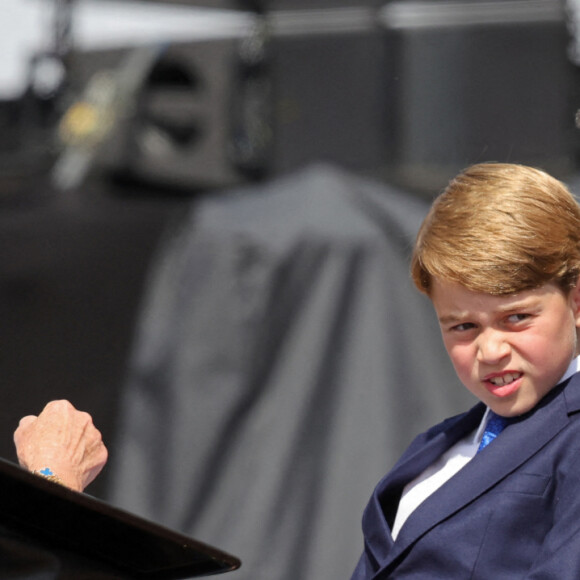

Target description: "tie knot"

left=477, top=411, right=511, bottom=452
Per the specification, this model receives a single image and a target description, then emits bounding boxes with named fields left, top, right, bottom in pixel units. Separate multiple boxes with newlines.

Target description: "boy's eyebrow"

left=437, top=297, right=542, bottom=325
left=437, top=313, right=467, bottom=325
left=494, top=296, right=542, bottom=314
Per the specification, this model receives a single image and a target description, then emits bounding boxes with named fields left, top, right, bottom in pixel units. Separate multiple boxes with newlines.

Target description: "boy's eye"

left=506, top=313, right=529, bottom=323
left=451, top=322, right=476, bottom=332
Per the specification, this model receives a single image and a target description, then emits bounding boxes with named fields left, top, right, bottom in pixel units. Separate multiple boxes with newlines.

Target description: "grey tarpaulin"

left=107, top=165, right=475, bottom=579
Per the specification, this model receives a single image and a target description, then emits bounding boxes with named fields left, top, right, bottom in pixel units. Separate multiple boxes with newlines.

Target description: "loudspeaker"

left=377, top=0, right=580, bottom=193
left=64, top=30, right=272, bottom=191
left=268, top=23, right=385, bottom=176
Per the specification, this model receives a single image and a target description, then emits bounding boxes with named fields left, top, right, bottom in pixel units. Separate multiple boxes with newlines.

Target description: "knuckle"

left=17, top=415, right=36, bottom=428
left=45, top=400, right=74, bottom=413
left=78, top=411, right=94, bottom=428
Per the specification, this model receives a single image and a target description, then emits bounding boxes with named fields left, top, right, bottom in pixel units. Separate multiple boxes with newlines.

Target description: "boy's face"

left=431, top=278, right=580, bottom=417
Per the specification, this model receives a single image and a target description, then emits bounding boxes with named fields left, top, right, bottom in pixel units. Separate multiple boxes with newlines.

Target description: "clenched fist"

left=14, top=400, right=108, bottom=492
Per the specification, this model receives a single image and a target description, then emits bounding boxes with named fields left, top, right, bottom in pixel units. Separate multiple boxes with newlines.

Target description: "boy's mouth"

left=487, top=372, right=523, bottom=387
left=483, top=372, right=524, bottom=398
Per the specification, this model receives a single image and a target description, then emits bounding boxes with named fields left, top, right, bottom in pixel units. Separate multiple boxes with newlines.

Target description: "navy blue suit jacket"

left=351, top=373, right=580, bottom=579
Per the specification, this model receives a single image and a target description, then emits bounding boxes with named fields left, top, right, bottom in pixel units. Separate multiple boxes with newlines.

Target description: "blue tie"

left=477, top=411, right=511, bottom=452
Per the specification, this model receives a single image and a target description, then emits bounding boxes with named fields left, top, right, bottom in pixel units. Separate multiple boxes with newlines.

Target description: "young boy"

left=351, top=163, right=580, bottom=579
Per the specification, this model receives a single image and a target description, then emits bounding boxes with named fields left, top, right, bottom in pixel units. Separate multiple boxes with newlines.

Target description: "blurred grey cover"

left=109, top=165, right=474, bottom=579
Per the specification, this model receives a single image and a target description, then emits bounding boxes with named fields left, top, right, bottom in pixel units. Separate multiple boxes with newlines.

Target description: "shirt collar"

left=557, top=355, right=580, bottom=385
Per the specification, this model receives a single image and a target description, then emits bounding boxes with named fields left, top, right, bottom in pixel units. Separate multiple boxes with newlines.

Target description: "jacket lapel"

left=362, top=403, right=485, bottom=567
left=377, top=375, right=580, bottom=576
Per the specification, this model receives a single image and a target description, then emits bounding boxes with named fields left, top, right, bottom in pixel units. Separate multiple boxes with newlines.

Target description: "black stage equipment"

left=59, top=30, right=273, bottom=192
left=378, top=0, right=580, bottom=192
left=57, top=0, right=579, bottom=195
left=268, top=12, right=385, bottom=177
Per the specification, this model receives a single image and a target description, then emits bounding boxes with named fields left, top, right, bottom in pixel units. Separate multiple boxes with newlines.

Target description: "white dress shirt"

left=391, top=356, right=580, bottom=540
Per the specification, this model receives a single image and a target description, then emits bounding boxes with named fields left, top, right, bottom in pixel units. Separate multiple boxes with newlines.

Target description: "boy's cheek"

left=445, top=345, right=474, bottom=375
left=447, top=354, right=479, bottom=392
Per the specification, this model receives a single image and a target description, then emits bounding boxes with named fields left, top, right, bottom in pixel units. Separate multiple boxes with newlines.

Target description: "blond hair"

left=411, top=163, right=580, bottom=296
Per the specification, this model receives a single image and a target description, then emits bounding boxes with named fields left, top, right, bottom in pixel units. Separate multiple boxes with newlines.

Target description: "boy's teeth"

left=489, top=373, right=521, bottom=386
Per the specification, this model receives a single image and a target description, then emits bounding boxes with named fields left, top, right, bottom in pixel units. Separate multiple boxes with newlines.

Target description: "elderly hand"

left=13, top=400, right=108, bottom=492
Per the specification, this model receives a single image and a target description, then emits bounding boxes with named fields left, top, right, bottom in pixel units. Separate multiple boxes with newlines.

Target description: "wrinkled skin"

left=13, top=400, right=108, bottom=492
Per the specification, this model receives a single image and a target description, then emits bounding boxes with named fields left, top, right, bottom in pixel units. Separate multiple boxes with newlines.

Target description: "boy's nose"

left=476, top=329, right=510, bottom=363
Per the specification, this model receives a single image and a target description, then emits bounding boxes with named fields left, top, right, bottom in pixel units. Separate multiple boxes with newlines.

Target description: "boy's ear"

left=571, top=276, right=580, bottom=324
